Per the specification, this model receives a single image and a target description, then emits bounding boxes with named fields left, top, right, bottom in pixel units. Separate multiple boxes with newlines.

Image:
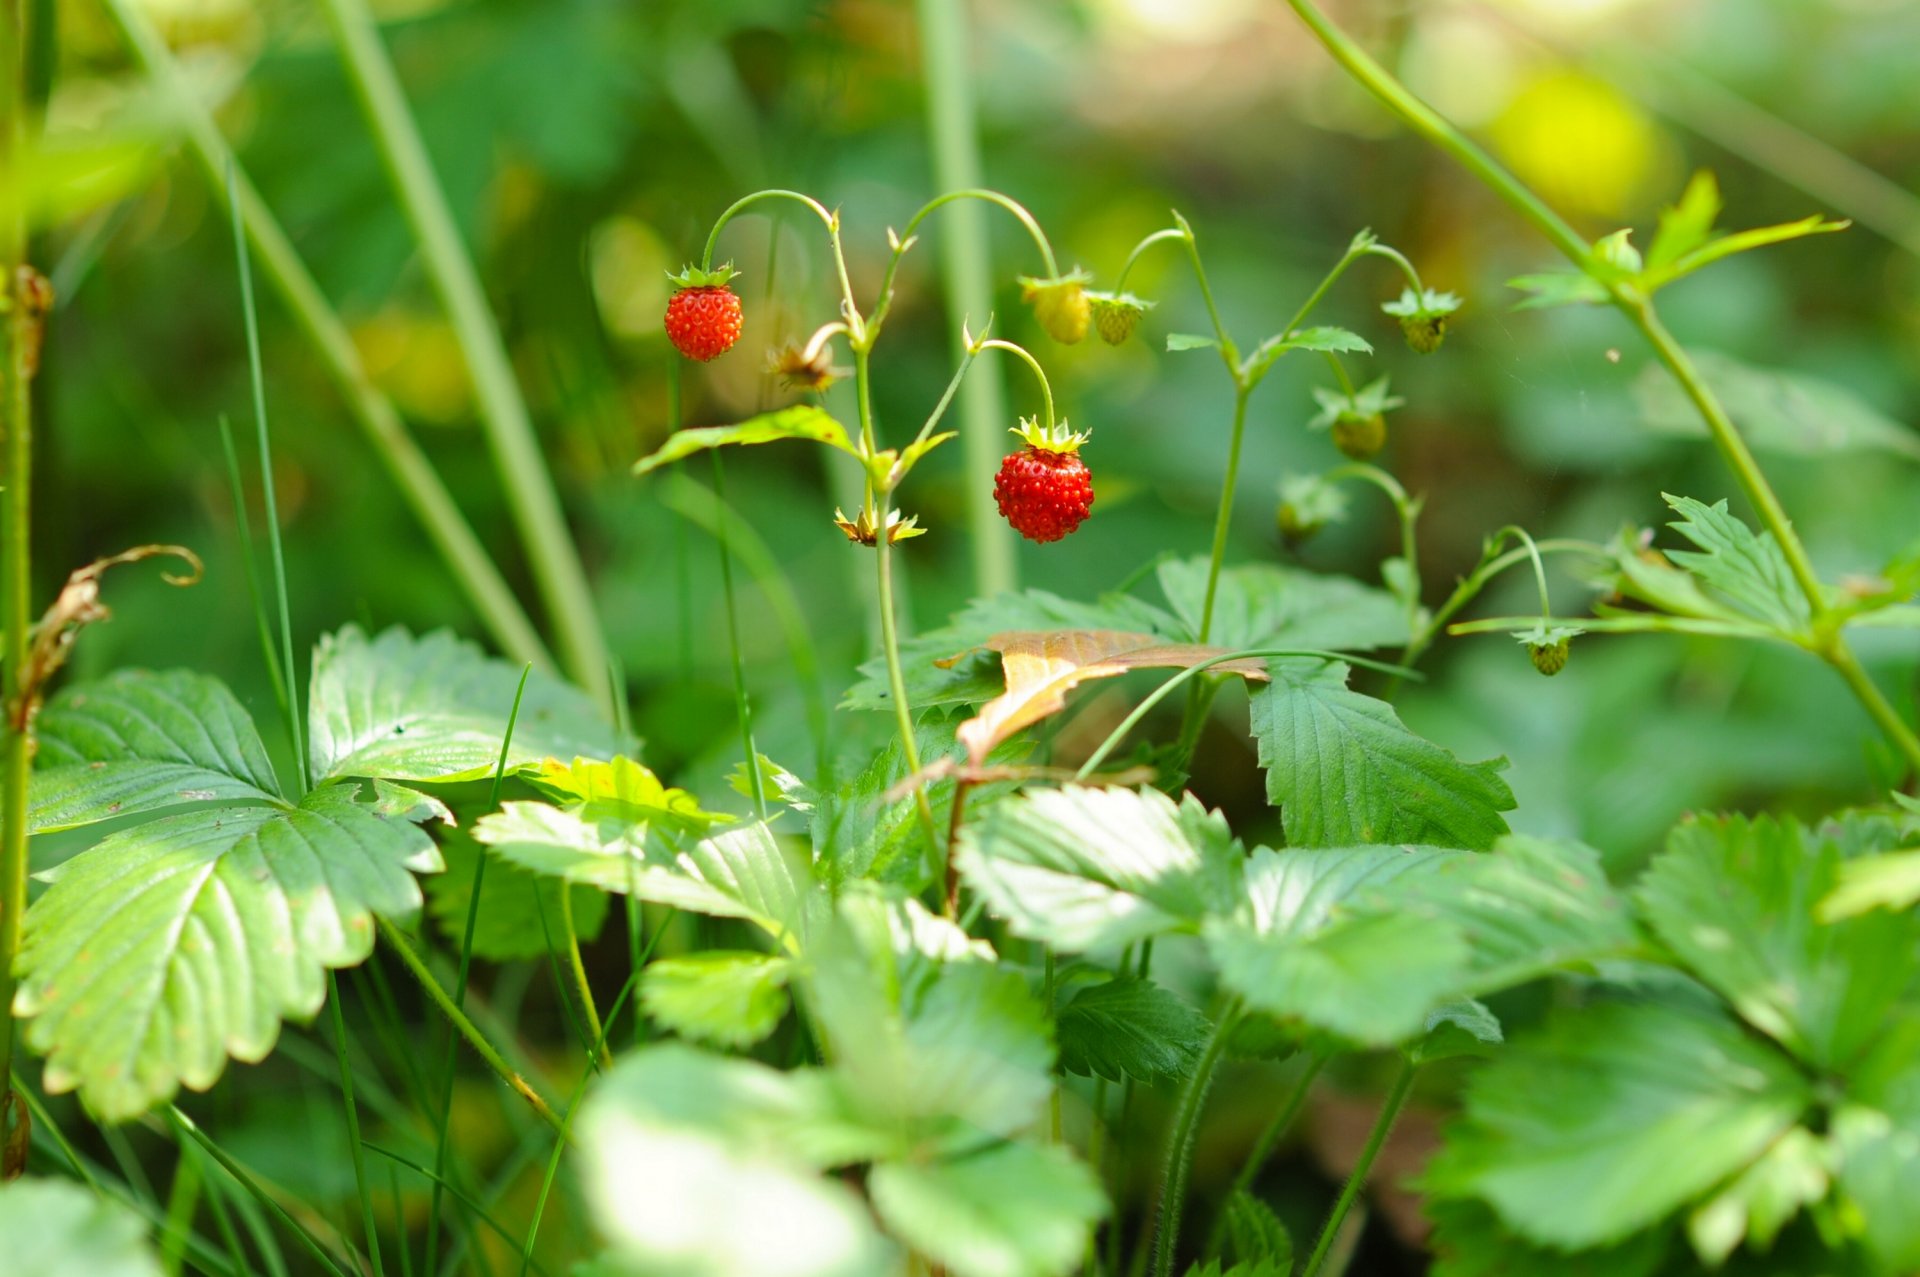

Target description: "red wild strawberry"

left=664, top=263, right=743, bottom=362
left=994, top=418, right=1094, bottom=543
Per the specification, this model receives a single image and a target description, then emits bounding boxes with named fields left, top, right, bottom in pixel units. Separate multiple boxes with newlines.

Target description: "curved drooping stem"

left=872, top=188, right=1062, bottom=334
left=1283, top=0, right=1920, bottom=778
left=700, top=189, right=860, bottom=335
left=974, top=338, right=1058, bottom=432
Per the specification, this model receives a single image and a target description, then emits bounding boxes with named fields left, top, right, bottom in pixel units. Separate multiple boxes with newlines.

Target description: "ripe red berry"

left=994, top=419, right=1095, bottom=543
left=664, top=285, right=743, bottom=362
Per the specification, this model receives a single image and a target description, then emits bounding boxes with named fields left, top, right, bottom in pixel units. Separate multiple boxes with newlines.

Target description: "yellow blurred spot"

left=590, top=215, right=674, bottom=344
left=1090, top=0, right=1257, bottom=43
left=352, top=311, right=473, bottom=425
left=1489, top=71, right=1673, bottom=220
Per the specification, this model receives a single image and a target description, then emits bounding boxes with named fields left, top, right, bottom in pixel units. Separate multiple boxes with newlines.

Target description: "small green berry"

left=1331, top=413, right=1387, bottom=460
left=1087, top=291, right=1152, bottom=345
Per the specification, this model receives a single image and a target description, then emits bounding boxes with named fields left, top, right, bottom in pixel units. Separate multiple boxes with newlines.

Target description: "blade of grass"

left=426, top=664, right=533, bottom=1273
left=314, top=0, right=611, bottom=707
left=709, top=450, right=768, bottom=822
left=170, top=1108, right=354, bottom=1277
left=364, top=1144, right=554, bottom=1277
left=327, top=973, right=386, bottom=1277
left=159, top=1140, right=204, bottom=1277
left=217, top=415, right=292, bottom=730
left=98, top=0, right=553, bottom=672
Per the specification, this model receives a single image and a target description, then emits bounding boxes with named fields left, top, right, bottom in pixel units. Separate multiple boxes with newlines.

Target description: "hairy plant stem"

left=0, top=0, right=32, bottom=1167
left=1149, top=1004, right=1242, bottom=1277
left=1285, top=0, right=1920, bottom=779
left=1301, top=1059, right=1418, bottom=1277
left=316, top=0, right=610, bottom=705
left=876, top=527, right=941, bottom=881
left=1206, top=1051, right=1330, bottom=1256
left=100, top=0, right=550, bottom=671
left=376, top=917, right=562, bottom=1134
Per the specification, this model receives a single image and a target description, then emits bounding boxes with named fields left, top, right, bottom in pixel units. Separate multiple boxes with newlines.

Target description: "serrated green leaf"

left=641, top=952, right=792, bottom=1049
left=632, top=405, right=858, bottom=476
left=29, top=669, right=283, bottom=833
left=1359, top=835, right=1639, bottom=996
left=579, top=1045, right=897, bottom=1277
left=1156, top=559, right=1410, bottom=653
left=868, top=1141, right=1106, bottom=1277
left=1412, top=998, right=1504, bottom=1065
left=15, top=781, right=442, bottom=1120
left=527, top=756, right=732, bottom=841
left=1273, top=325, right=1373, bottom=356
left=843, top=589, right=1179, bottom=712
left=1056, top=976, right=1212, bottom=1084
left=1660, top=496, right=1813, bottom=631
left=1637, top=814, right=1916, bottom=1068
left=1249, top=659, right=1515, bottom=850
left=424, top=828, right=609, bottom=962
left=1647, top=214, right=1849, bottom=292
left=1819, top=850, right=1920, bottom=921
left=0, top=1177, right=164, bottom=1277
left=955, top=787, right=1244, bottom=952
left=1646, top=171, right=1723, bottom=275
left=1167, top=333, right=1220, bottom=351
left=1205, top=845, right=1472, bottom=1044
left=307, top=626, right=620, bottom=783
left=1427, top=1198, right=1670, bottom=1277
left=1508, top=271, right=1610, bottom=309
left=1830, top=1014, right=1920, bottom=1272
left=1633, top=352, right=1920, bottom=463
left=476, top=808, right=816, bottom=948
left=1222, top=1190, right=1294, bottom=1271
left=1424, top=1001, right=1810, bottom=1250
left=1686, top=1126, right=1829, bottom=1265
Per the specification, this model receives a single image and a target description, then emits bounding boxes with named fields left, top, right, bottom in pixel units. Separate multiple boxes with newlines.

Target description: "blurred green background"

left=33, top=0, right=1920, bottom=874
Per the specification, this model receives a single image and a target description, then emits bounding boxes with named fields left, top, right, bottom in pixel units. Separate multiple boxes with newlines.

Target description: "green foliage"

left=1155, top=559, right=1410, bottom=652
left=423, top=828, right=611, bottom=962
left=954, top=786, right=1245, bottom=951
left=1633, top=351, right=1920, bottom=462
left=307, top=626, right=621, bottom=782
left=641, top=951, right=792, bottom=1048
left=632, top=405, right=858, bottom=476
left=1221, top=1189, right=1295, bottom=1272
left=1055, top=975, right=1213, bottom=1084
left=0, top=1177, right=165, bottom=1277
left=29, top=669, right=282, bottom=832
left=1424, top=1000, right=1811, bottom=1251
left=868, top=1142, right=1106, bottom=1277
left=15, top=780, right=443, bottom=1119
left=1249, top=659, right=1515, bottom=849
left=1657, top=495, right=1811, bottom=632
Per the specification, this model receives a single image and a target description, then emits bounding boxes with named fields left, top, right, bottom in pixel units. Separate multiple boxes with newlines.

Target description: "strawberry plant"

left=3, top=2, right=1919, bottom=1276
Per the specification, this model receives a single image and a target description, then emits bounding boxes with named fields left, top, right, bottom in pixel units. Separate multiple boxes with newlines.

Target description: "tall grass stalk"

left=315, top=0, right=612, bottom=706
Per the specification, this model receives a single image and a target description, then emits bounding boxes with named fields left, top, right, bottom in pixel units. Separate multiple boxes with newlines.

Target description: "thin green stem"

left=1207, top=1051, right=1330, bottom=1256
left=876, top=529, right=942, bottom=875
left=159, top=1144, right=203, bottom=1277
left=976, top=338, right=1056, bottom=431
left=228, top=160, right=307, bottom=795
left=1403, top=539, right=1600, bottom=670
left=101, top=0, right=551, bottom=670
left=169, top=1109, right=353, bottom=1277
left=360, top=1144, right=552, bottom=1277
left=699, top=190, right=848, bottom=308
left=218, top=415, right=292, bottom=734
left=315, top=0, right=609, bottom=704
left=907, top=338, right=982, bottom=452
left=11, top=1070, right=97, bottom=1191
left=1197, top=386, right=1252, bottom=643
left=1150, top=1004, right=1242, bottom=1277
left=327, top=973, right=385, bottom=1277
left=559, top=886, right=607, bottom=1060
left=375, top=917, right=562, bottom=1134
left=915, top=0, right=1020, bottom=596
left=1075, top=647, right=1417, bottom=781
left=1171, top=212, right=1239, bottom=369
left=875, top=188, right=1061, bottom=326
left=1827, top=643, right=1920, bottom=779
left=427, top=664, right=532, bottom=1275
left=1327, top=462, right=1422, bottom=636
left=1115, top=227, right=1188, bottom=293
left=0, top=0, right=31, bottom=1142
left=1277, top=241, right=1368, bottom=349
left=1301, top=1060, right=1418, bottom=1277
left=709, top=450, right=769, bottom=823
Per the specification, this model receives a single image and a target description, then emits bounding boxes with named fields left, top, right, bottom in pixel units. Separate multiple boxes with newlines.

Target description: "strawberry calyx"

left=1009, top=416, right=1089, bottom=454
left=666, top=261, right=742, bottom=290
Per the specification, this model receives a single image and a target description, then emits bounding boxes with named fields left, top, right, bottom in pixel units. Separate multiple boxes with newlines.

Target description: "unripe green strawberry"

left=1276, top=473, right=1347, bottom=543
left=1382, top=287, right=1462, bottom=356
left=664, top=263, right=743, bottom=362
left=1331, top=413, right=1387, bottom=460
left=994, top=418, right=1094, bottom=543
left=1088, top=291, right=1152, bottom=345
left=1019, top=271, right=1093, bottom=345
left=1514, top=624, right=1581, bottom=677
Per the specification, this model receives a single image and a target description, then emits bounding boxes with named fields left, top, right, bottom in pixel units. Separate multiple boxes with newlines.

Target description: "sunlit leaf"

left=955, top=787, right=1244, bottom=952
left=868, top=1141, right=1106, bottom=1277
left=307, top=626, right=620, bottom=783
left=642, top=952, right=792, bottom=1049
left=954, top=630, right=1268, bottom=767
left=1249, top=658, right=1514, bottom=850
left=633, top=405, right=858, bottom=475
left=1685, top=1126, right=1829, bottom=1265
left=29, top=669, right=283, bottom=833
left=0, top=1177, right=163, bottom=1277
left=1055, top=976, right=1212, bottom=1084
left=1645, top=171, right=1723, bottom=274
left=14, top=781, right=443, bottom=1120
left=1424, top=1001, right=1809, bottom=1249
left=1166, top=333, right=1219, bottom=351
left=423, top=829, right=609, bottom=962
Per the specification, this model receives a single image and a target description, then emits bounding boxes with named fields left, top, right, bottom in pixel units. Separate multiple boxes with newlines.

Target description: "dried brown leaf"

left=955, top=629, right=1269, bottom=766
